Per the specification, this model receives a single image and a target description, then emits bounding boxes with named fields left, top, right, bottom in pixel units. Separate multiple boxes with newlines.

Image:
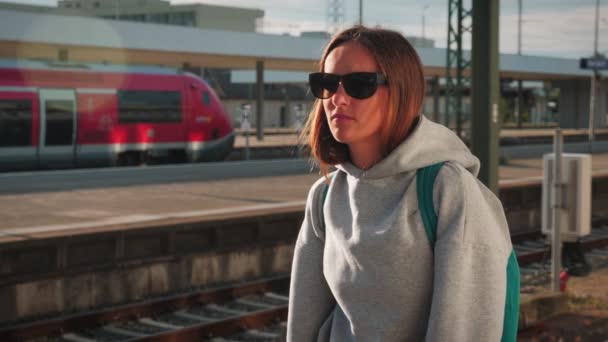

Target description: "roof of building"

left=0, top=9, right=602, bottom=79
left=0, top=58, right=179, bottom=75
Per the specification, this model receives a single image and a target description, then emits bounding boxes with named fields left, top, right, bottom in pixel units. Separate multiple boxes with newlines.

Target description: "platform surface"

left=1, top=154, right=608, bottom=236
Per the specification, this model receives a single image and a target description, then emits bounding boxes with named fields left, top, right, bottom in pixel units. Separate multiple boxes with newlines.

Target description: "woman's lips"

left=331, top=114, right=355, bottom=121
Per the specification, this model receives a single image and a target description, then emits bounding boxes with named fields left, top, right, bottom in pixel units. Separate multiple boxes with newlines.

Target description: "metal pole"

left=456, top=0, right=464, bottom=137
left=422, top=11, right=425, bottom=40
left=240, top=104, right=252, bottom=160
left=472, top=0, right=500, bottom=193
left=433, top=76, right=440, bottom=123
left=359, top=0, right=363, bottom=25
left=594, top=0, right=600, bottom=55
left=516, top=0, right=523, bottom=128
left=245, top=131, right=250, bottom=160
left=256, top=60, right=264, bottom=141
left=590, top=73, right=597, bottom=151
left=517, top=0, right=522, bottom=55
left=589, top=0, right=600, bottom=151
left=422, top=4, right=429, bottom=40
left=516, top=80, right=523, bottom=128
left=551, top=129, right=563, bottom=292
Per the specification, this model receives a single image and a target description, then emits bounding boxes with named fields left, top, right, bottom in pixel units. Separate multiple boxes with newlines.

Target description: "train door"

left=38, top=89, right=77, bottom=168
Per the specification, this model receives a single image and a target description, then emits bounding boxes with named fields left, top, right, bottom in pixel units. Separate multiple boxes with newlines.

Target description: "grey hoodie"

left=287, top=115, right=514, bottom=341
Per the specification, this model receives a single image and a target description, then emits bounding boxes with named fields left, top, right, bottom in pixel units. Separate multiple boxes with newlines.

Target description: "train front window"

left=202, top=91, right=210, bottom=106
left=118, top=90, right=182, bottom=123
left=0, top=100, right=32, bottom=147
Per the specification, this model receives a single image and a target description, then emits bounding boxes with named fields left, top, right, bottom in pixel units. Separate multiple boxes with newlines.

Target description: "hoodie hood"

left=336, top=115, right=480, bottom=179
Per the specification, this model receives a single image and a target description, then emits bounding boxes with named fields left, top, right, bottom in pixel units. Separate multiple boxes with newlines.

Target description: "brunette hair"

left=300, top=25, right=426, bottom=176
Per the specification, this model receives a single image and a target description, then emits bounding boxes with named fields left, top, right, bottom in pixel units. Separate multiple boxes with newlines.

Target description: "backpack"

left=322, top=162, right=520, bottom=342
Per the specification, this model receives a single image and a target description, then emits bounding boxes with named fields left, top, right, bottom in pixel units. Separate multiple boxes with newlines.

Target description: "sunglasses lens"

left=343, top=73, right=378, bottom=99
left=309, top=72, right=383, bottom=100
left=309, top=73, right=338, bottom=99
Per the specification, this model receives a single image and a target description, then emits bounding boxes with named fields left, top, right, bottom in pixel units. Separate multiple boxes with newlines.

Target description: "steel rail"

left=0, top=275, right=289, bottom=342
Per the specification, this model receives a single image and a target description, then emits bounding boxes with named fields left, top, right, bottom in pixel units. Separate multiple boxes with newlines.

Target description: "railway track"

left=0, top=276, right=290, bottom=342
left=2, top=226, right=608, bottom=342
left=516, top=225, right=608, bottom=286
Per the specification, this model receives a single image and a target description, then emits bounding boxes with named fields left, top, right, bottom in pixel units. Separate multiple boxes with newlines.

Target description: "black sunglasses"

left=308, top=72, right=388, bottom=100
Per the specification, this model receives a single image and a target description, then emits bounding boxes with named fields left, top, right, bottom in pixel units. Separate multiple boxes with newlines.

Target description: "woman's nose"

left=331, top=83, right=350, bottom=106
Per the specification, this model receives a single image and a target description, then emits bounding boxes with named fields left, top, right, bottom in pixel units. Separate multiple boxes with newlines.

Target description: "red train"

left=0, top=59, right=234, bottom=171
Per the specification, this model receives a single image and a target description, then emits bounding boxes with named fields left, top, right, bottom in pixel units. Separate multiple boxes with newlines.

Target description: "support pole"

left=433, top=76, right=440, bottom=123
left=516, top=0, right=523, bottom=128
left=590, top=72, right=597, bottom=152
left=551, top=129, right=563, bottom=292
left=359, top=0, right=363, bottom=25
left=471, top=0, right=500, bottom=193
left=256, top=60, right=264, bottom=141
left=517, top=80, right=523, bottom=128
left=589, top=0, right=601, bottom=151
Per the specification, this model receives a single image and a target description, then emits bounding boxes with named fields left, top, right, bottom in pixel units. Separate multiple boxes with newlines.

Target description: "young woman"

left=287, top=26, right=519, bottom=341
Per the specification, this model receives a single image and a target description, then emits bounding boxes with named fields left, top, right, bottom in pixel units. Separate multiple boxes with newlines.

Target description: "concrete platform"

left=0, top=155, right=607, bottom=325
left=1, top=154, right=608, bottom=235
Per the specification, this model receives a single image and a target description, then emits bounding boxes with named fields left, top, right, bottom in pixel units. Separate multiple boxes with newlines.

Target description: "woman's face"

left=323, top=42, right=388, bottom=151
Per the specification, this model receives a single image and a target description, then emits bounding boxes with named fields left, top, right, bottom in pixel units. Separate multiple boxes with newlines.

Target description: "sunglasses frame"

left=308, top=72, right=388, bottom=100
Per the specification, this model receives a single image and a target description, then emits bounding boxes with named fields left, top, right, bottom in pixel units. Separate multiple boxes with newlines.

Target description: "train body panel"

left=0, top=60, right=234, bottom=171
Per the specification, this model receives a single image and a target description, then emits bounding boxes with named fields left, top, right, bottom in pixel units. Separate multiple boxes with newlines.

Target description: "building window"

left=150, top=13, right=169, bottom=24
left=120, top=14, right=146, bottom=22
left=118, top=90, right=182, bottom=123
left=0, top=100, right=32, bottom=147
left=169, top=12, right=195, bottom=26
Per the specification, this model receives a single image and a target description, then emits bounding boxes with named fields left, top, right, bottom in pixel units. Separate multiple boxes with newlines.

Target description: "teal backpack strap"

left=416, top=162, right=520, bottom=341
left=416, top=162, right=445, bottom=249
left=502, top=250, right=521, bottom=342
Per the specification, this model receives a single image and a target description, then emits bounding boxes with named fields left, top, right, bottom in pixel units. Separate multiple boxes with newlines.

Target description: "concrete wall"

left=194, top=6, right=262, bottom=33
left=0, top=245, right=294, bottom=323
left=556, top=79, right=608, bottom=129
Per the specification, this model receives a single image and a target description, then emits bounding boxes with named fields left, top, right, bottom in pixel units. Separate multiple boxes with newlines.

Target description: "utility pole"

left=589, top=0, right=600, bottom=150
left=516, top=0, right=523, bottom=128
left=445, top=0, right=472, bottom=138
left=256, top=60, right=264, bottom=141
left=359, top=0, right=363, bottom=25
left=422, top=4, right=429, bottom=40
left=327, top=0, right=346, bottom=34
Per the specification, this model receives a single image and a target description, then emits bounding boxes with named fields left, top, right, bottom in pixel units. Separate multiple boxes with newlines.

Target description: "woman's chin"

left=329, top=128, right=355, bottom=144
left=331, top=133, right=352, bottom=145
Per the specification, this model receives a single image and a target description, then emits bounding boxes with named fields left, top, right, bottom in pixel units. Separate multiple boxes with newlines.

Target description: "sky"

left=9, top=0, right=608, bottom=59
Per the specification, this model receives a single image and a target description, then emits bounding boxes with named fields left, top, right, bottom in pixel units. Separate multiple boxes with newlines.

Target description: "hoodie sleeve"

left=425, top=162, right=513, bottom=342
left=286, top=177, right=336, bottom=342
